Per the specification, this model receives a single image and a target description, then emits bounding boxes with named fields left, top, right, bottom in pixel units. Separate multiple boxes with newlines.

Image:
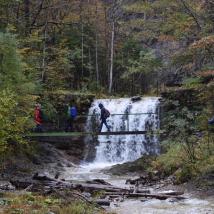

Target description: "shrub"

left=0, top=89, right=28, bottom=157
left=152, top=144, right=184, bottom=176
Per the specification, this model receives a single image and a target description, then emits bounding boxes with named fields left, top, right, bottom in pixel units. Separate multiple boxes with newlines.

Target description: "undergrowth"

left=152, top=134, right=214, bottom=184
left=0, top=192, right=111, bottom=214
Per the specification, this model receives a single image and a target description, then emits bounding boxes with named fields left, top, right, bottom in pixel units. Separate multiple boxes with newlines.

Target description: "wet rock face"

left=33, top=137, right=86, bottom=165
left=0, top=139, right=86, bottom=183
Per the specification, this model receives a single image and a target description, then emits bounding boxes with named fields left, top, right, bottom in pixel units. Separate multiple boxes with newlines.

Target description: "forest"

left=0, top=0, right=214, bottom=213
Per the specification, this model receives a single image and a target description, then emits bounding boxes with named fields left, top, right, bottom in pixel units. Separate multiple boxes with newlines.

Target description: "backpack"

left=104, top=109, right=110, bottom=118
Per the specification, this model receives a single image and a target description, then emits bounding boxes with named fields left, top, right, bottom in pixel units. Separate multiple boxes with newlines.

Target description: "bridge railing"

left=82, top=112, right=159, bottom=132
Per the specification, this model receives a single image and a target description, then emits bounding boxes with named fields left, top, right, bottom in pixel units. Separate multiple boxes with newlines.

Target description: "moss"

left=104, top=155, right=155, bottom=175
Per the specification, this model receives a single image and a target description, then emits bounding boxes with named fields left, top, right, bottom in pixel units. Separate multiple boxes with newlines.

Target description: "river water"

left=63, top=97, right=214, bottom=213
left=62, top=163, right=214, bottom=214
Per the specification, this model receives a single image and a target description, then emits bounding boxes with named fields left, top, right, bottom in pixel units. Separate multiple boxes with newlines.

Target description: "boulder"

left=0, top=181, right=15, bottom=191
left=131, top=96, right=142, bottom=102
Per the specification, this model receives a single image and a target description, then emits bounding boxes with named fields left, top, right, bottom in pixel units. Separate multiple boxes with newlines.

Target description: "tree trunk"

left=95, top=3, right=99, bottom=87
left=24, top=0, right=30, bottom=35
left=108, top=21, right=115, bottom=94
left=81, top=23, right=84, bottom=77
left=41, top=22, right=47, bottom=82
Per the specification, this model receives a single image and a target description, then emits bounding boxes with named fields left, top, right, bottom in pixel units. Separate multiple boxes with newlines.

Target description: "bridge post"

left=127, top=114, right=129, bottom=131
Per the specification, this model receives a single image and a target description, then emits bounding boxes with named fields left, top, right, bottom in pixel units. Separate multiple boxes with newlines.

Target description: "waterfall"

left=85, top=97, right=160, bottom=165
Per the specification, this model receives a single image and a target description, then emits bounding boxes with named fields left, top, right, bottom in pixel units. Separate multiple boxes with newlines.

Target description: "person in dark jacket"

left=99, top=103, right=110, bottom=132
left=34, top=104, right=43, bottom=132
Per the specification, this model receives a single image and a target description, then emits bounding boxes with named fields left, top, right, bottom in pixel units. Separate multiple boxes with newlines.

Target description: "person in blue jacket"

left=65, top=103, right=77, bottom=132
left=208, top=116, right=214, bottom=125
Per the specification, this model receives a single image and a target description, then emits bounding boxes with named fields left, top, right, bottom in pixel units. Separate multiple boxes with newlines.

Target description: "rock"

left=31, top=155, right=42, bottom=165
left=10, top=178, right=37, bottom=189
left=131, top=96, right=142, bottom=102
left=55, top=172, right=60, bottom=179
left=104, top=155, right=155, bottom=176
left=95, top=199, right=110, bottom=206
left=0, top=181, right=15, bottom=191
left=167, top=198, right=180, bottom=203
left=57, top=162, right=64, bottom=167
left=82, top=192, right=91, bottom=198
left=32, top=172, right=54, bottom=181
left=66, top=163, right=72, bottom=167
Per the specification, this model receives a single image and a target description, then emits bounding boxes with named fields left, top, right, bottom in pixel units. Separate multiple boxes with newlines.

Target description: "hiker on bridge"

left=99, top=103, right=110, bottom=132
left=34, top=103, right=43, bottom=132
left=66, top=103, right=78, bottom=132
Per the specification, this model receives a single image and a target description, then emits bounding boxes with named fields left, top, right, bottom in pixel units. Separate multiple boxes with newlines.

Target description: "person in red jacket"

left=34, top=104, right=43, bottom=132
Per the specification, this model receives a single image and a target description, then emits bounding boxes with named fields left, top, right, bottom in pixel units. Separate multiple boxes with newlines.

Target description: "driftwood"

left=11, top=174, right=130, bottom=194
left=135, top=189, right=151, bottom=194
left=86, top=179, right=111, bottom=186
left=126, top=193, right=186, bottom=200
left=73, top=183, right=130, bottom=193
left=10, top=174, right=185, bottom=204
left=103, top=192, right=186, bottom=200
left=159, top=191, right=184, bottom=196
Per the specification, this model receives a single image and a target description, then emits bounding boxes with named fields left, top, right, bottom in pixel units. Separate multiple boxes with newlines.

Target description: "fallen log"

left=126, top=193, right=186, bottom=200
left=136, top=189, right=151, bottom=194
left=159, top=191, right=184, bottom=196
left=73, top=183, right=130, bottom=193
left=32, top=173, right=57, bottom=181
left=86, top=179, right=111, bottom=186
left=103, top=192, right=186, bottom=200
left=11, top=176, right=130, bottom=195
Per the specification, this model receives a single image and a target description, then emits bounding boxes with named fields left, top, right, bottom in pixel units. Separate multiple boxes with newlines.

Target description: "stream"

left=62, top=163, right=214, bottom=214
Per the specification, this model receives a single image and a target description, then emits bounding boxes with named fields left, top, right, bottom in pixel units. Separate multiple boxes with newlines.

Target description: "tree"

left=0, top=32, right=34, bottom=158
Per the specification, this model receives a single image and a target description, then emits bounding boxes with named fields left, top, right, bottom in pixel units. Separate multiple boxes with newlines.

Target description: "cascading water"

left=85, top=97, right=160, bottom=165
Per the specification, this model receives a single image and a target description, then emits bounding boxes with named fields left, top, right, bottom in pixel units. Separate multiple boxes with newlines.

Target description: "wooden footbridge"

left=28, top=112, right=159, bottom=139
left=28, top=130, right=148, bottom=138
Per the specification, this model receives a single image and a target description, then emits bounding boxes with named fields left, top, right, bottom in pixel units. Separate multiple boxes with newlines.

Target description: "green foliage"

left=153, top=134, right=214, bottom=184
left=152, top=143, right=184, bottom=176
left=1, top=192, right=108, bottom=214
left=0, top=32, right=35, bottom=161
left=122, top=49, right=161, bottom=78
left=58, top=202, right=95, bottom=214
left=0, top=89, right=28, bottom=155
left=0, top=32, right=23, bottom=89
left=182, top=77, right=202, bottom=88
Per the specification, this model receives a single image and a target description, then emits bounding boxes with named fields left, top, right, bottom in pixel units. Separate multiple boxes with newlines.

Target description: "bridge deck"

left=28, top=131, right=149, bottom=138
